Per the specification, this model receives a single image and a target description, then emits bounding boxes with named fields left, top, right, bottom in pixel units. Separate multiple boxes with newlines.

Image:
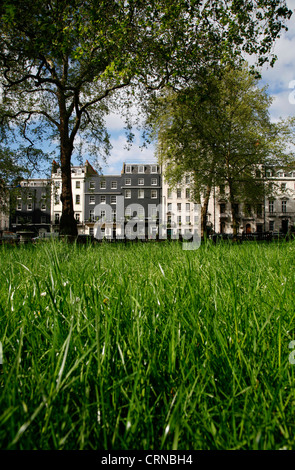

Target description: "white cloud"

left=101, top=129, right=156, bottom=175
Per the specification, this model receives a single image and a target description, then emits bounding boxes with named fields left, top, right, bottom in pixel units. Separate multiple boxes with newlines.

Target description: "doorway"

left=246, top=223, right=251, bottom=234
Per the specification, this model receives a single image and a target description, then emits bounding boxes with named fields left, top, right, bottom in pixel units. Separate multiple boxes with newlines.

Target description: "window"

left=186, top=203, right=190, bottom=211
left=111, top=181, right=117, bottom=189
left=100, top=180, right=106, bottom=189
left=151, top=165, right=157, bottom=173
left=17, top=202, right=22, bottom=210
left=151, top=178, right=157, bottom=185
left=89, top=181, right=95, bottom=189
left=138, top=178, right=144, bottom=185
left=55, top=213, right=60, bottom=224
left=125, top=207, right=131, bottom=217
left=27, top=203, right=32, bottom=211
left=282, top=200, right=287, bottom=213
left=269, top=220, right=274, bottom=231
left=75, top=213, right=80, bottom=222
left=138, top=207, right=145, bottom=217
left=41, top=216, right=47, bottom=224
left=167, top=203, right=172, bottom=212
left=220, top=203, right=226, bottom=214
left=100, top=195, right=106, bottom=204
left=138, top=189, right=144, bottom=199
left=54, top=194, right=60, bottom=205
left=186, top=188, right=190, bottom=199
left=110, top=195, right=117, bottom=204
left=177, top=203, right=182, bottom=212
left=89, top=209, right=94, bottom=221
left=151, top=207, right=157, bottom=219
left=177, top=188, right=182, bottom=198
left=281, top=183, right=286, bottom=191
left=186, top=215, right=190, bottom=224
left=125, top=189, right=131, bottom=199
left=269, top=200, right=274, bottom=213
left=256, top=204, right=262, bottom=217
left=151, top=190, right=157, bottom=199
left=89, top=195, right=95, bottom=204
left=177, top=215, right=181, bottom=224
left=138, top=165, right=144, bottom=173
left=41, top=203, right=46, bottom=211
left=245, top=204, right=252, bottom=216
left=125, top=178, right=131, bottom=185
left=185, top=175, right=190, bottom=184
left=76, top=194, right=80, bottom=204
left=126, top=165, right=132, bottom=173
left=28, top=192, right=32, bottom=199
left=112, top=209, right=116, bottom=220
left=76, top=181, right=80, bottom=189
left=167, top=189, right=172, bottom=199
left=89, top=227, right=94, bottom=236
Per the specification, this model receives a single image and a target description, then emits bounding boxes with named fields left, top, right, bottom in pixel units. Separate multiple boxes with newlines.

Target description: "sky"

left=100, top=0, right=295, bottom=175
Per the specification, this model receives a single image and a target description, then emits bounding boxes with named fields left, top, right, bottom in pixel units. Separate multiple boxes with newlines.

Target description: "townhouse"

left=5, top=160, right=295, bottom=239
left=9, top=178, right=51, bottom=235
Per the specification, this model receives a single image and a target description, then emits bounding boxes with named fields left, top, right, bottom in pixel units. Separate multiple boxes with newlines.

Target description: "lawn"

left=0, top=239, right=295, bottom=450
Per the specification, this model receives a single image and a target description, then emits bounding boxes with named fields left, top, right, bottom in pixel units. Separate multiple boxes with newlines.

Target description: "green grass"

left=0, top=239, right=295, bottom=450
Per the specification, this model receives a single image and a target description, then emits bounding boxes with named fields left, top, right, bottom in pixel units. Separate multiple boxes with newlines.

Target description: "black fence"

left=210, top=231, right=293, bottom=243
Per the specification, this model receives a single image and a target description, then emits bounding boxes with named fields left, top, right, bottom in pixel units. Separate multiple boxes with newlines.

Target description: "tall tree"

left=0, top=0, right=292, bottom=235
left=146, top=65, right=295, bottom=237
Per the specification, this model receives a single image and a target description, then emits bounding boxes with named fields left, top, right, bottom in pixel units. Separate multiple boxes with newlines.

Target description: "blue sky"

left=101, top=0, right=295, bottom=175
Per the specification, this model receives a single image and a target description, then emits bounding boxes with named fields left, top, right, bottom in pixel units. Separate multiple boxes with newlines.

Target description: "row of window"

left=16, top=203, right=48, bottom=211
left=17, top=193, right=48, bottom=200
left=54, top=210, right=198, bottom=225
left=88, top=178, right=159, bottom=189
left=72, top=190, right=159, bottom=205
left=269, top=200, right=288, bottom=213
left=125, top=165, right=158, bottom=174
left=167, top=188, right=191, bottom=199
left=55, top=178, right=159, bottom=191
left=167, top=202, right=196, bottom=212
left=219, top=201, right=290, bottom=215
left=15, top=216, right=48, bottom=224
left=266, top=170, right=295, bottom=178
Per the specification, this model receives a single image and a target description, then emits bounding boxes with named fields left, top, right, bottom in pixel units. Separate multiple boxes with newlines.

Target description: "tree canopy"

left=0, top=0, right=292, bottom=235
left=145, top=64, right=295, bottom=236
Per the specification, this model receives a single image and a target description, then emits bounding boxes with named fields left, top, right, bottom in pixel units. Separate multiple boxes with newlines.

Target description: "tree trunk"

left=59, top=142, right=77, bottom=237
left=58, top=91, right=77, bottom=237
left=228, top=183, right=238, bottom=240
left=201, top=183, right=211, bottom=239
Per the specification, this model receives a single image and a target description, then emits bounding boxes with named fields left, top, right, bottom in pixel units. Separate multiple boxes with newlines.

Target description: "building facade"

left=9, top=178, right=51, bottom=236
left=5, top=161, right=295, bottom=239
